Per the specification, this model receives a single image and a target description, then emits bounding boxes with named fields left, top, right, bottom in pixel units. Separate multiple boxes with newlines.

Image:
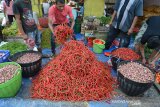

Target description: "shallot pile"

left=31, top=40, right=116, bottom=101
left=54, top=25, right=73, bottom=44
left=111, top=48, right=140, bottom=61
left=118, top=62, right=154, bottom=83
left=16, top=53, right=41, bottom=64
left=0, top=64, right=19, bottom=84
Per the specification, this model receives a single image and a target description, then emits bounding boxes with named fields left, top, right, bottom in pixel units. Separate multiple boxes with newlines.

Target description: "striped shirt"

left=112, top=0, right=143, bottom=32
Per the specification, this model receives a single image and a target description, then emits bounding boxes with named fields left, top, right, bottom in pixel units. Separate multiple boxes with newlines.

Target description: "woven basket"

left=9, top=50, right=42, bottom=78
left=117, top=61, right=155, bottom=96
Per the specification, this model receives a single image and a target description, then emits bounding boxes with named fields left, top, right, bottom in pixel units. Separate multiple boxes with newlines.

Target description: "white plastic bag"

left=1, top=17, right=7, bottom=26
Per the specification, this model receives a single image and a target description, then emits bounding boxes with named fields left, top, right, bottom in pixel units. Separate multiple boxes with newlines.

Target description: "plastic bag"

left=1, top=17, right=7, bottom=26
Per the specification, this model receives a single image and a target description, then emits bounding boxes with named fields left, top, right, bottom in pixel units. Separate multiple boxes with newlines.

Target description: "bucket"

left=93, top=39, right=105, bottom=54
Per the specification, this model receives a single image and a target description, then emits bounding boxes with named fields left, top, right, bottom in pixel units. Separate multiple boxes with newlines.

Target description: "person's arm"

left=127, top=16, right=138, bottom=35
left=13, top=2, right=27, bottom=39
left=109, top=0, right=120, bottom=25
left=48, top=17, right=54, bottom=33
left=15, top=14, right=27, bottom=39
left=48, top=6, right=55, bottom=34
left=109, top=10, right=117, bottom=25
left=139, top=43, right=146, bottom=64
left=149, top=50, right=160, bottom=68
left=128, top=0, right=143, bottom=35
left=70, top=17, right=75, bottom=29
left=3, top=2, right=6, bottom=16
left=68, top=6, right=75, bottom=29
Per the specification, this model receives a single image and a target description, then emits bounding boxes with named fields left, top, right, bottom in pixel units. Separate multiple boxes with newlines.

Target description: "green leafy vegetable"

left=97, top=16, right=111, bottom=25
left=41, top=28, right=51, bottom=49
left=2, top=21, right=18, bottom=37
left=0, top=41, right=28, bottom=55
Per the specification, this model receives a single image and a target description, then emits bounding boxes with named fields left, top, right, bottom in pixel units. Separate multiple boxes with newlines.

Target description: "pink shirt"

left=3, top=1, right=14, bottom=15
left=49, top=5, right=73, bottom=24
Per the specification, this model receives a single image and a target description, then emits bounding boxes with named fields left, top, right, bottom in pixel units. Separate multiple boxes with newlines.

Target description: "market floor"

left=0, top=48, right=159, bottom=107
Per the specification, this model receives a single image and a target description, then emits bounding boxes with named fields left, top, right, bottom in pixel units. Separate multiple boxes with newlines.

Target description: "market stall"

left=0, top=0, right=160, bottom=107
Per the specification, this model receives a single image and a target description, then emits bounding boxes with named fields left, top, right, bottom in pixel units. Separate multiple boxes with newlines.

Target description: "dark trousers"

left=0, top=25, right=3, bottom=42
left=105, top=26, right=130, bottom=49
left=8, top=15, right=15, bottom=24
left=51, top=33, right=56, bottom=54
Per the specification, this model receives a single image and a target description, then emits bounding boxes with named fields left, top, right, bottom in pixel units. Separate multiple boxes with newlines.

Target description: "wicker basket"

left=117, top=61, right=155, bottom=96
left=0, top=62, right=22, bottom=98
left=9, top=50, right=42, bottom=78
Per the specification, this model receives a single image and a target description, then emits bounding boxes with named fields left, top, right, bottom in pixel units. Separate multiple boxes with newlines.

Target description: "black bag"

left=119, top=35, right=130, bottom=48
left=147, top=36, right=160, bottom=49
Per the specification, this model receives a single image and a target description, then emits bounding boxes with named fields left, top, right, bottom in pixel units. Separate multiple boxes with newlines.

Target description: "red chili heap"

left=31, top=40, right=116, bottom=101
left=54, top=24, right=73, bottom=44
left=111, top=48, right=140, bottom=61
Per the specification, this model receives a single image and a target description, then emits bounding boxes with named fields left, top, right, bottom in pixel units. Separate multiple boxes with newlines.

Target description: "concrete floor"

left=116, top=86, right=160, bottom=107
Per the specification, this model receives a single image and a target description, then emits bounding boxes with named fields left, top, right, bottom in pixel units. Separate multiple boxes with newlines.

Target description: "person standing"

left=3, top=0, right=15, bottom=24
left=48, top=0, right=75, bottom=54
left=13, top=0, right=41, bottom=51
left=105, top=0, right=143, bottom=49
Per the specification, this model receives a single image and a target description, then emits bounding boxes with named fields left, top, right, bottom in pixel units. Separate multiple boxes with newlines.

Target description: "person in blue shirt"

left=105, top=0, right=143, bottom=49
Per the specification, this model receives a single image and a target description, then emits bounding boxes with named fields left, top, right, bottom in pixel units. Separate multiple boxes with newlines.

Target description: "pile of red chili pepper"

left=54, top=24, right=73, bottom=44
left=111, top=48, right=140, bottom=61
left=156, top=72, right=160, bottom=84
left=31, top=40, right=116, bottom=101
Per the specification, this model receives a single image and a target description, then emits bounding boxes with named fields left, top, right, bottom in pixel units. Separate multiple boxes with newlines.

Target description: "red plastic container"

left=87, top=37, right=96, bottom=47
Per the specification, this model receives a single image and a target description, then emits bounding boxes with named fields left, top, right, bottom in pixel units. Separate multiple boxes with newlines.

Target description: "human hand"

left=127, top=28, right=133, bottom=35
left=24, top=38, right=35, bottom=49
left=149, top=61, right=156, bottom=68
left=26, top=19, right=35, bottom=26
left=142, top=58, right=147, bottom=64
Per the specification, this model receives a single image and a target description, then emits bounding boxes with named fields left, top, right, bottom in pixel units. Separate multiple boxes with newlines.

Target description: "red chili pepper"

left=31, top=40, right=117, bottom=101
left=111, top=48, right=140, bottom=61
left=53, top=25, right=73, bottom=44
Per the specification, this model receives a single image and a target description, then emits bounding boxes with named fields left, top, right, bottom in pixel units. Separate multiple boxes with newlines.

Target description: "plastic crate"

left=0, top=50, right=10, bottom=63
left=9, top=50, right=42, bottom=78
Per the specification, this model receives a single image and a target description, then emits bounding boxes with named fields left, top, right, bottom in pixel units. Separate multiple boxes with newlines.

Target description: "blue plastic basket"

left=0, top=50, right=10, bottom=63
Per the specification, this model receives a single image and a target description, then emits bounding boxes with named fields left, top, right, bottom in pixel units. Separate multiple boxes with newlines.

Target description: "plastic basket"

left=117, top=61, right=155, bottom=96
left=9, top=50, right=42, bottom=78
left=0, top=50, right=10, bottom=63
left=0, top=62, right=22, bottom=98
left=93, top=39, right=105, bottom=54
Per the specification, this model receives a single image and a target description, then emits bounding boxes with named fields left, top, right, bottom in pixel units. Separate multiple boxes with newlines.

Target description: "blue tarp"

left=0, top=40, right=128, bottom=107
